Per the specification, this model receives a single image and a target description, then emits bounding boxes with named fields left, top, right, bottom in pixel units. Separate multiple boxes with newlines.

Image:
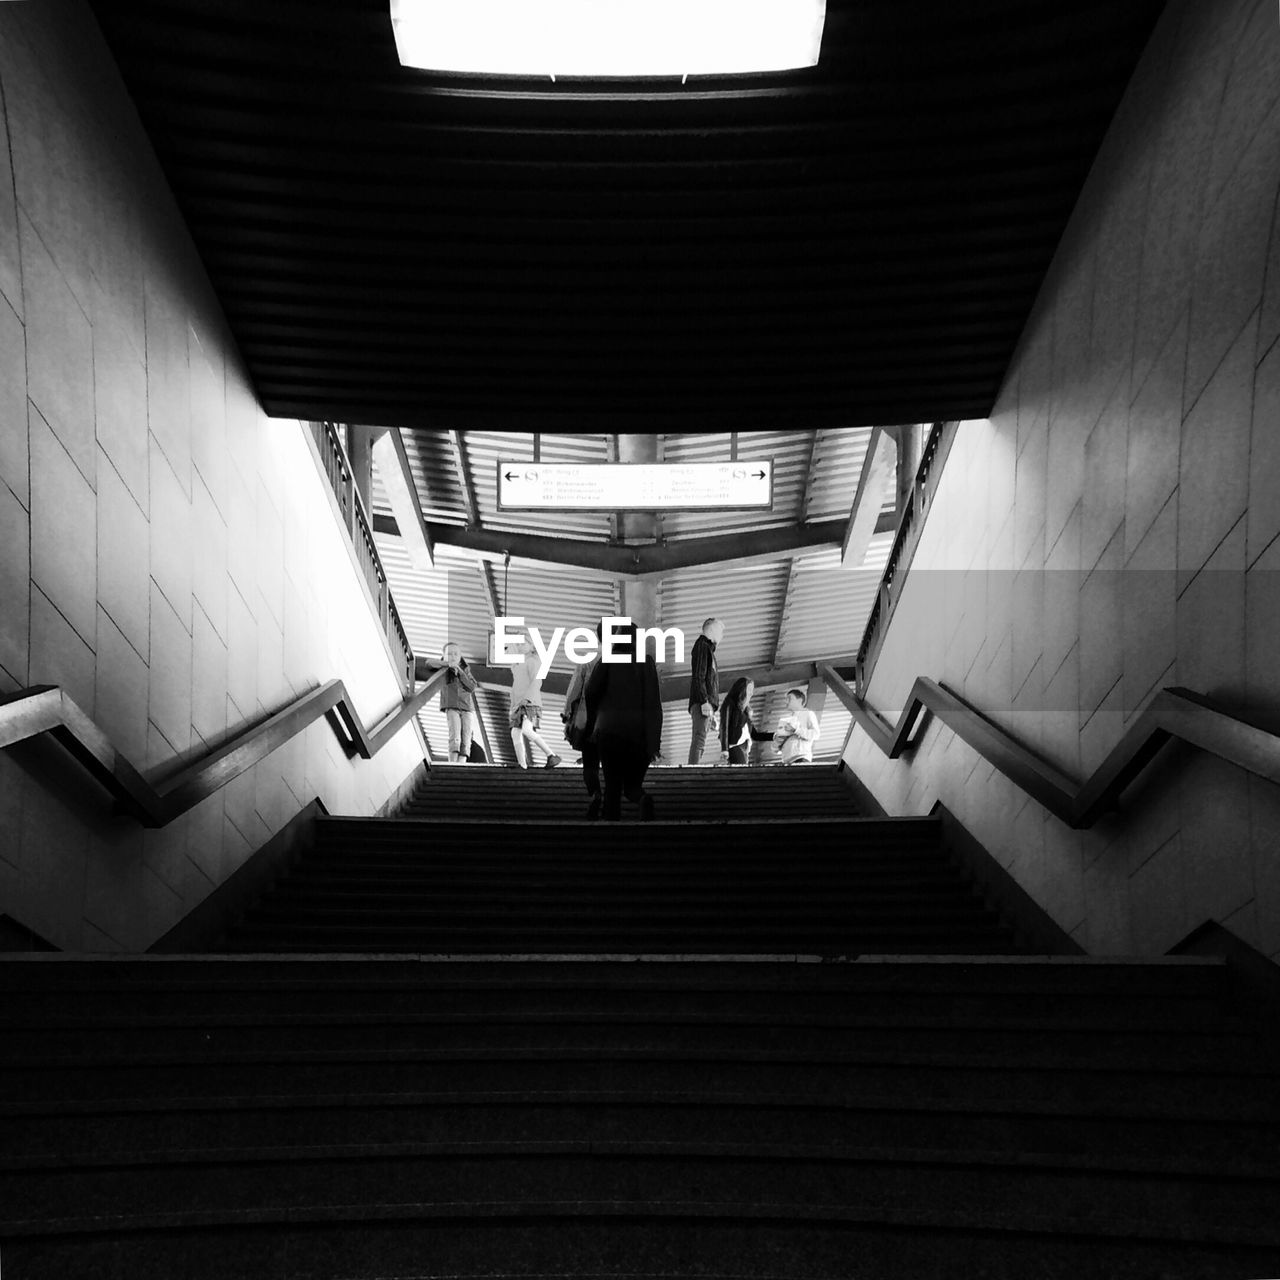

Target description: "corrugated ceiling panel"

left=500, top=562, right=619, bottom=678
left=375, top=535, right=496, bottom=665
left=658, top=430, right=813, bottom=540
left=774, top=537, right=893, bottom=664
left=463, top=431, right=614, bottom=541
left=805, top=427, right=870, bottom=521
left=657, top=561, right=789, bottom=675
left=371, top=464, right=391, bottom=520
left=396, top=431, right=469, bottom=524
left=813, top=698, right=853, bottom=764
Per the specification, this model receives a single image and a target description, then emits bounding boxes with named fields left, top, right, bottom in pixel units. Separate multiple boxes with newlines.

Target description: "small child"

left=440, top=641, right=479, bottom=763
left=773, top=687, right=821, bottom=764
left=507, top=631, right=562, bottom=770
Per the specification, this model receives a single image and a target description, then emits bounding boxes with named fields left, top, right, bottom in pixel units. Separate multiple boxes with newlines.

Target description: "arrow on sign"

left=504, top=471, right=519, bottom=481
left=753, top=470, right=766, bottom=480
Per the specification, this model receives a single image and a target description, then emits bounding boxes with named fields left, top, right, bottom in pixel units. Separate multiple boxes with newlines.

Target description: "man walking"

left=585, top=619, right=662, bottom=821
left=686, top=617, right=724, bottom=765
left=562, top=621, right=603, bottom=818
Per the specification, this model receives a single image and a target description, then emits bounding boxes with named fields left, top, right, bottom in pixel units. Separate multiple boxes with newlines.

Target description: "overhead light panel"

left=390, top=0, right=826, bottom=78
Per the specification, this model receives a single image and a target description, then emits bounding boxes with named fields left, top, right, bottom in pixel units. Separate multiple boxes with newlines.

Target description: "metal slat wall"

left=403, top=431, right=470, bottom=524
left=88, top=0, right=1168, bottom=433
left=659, top=431, right=812, bottom=538
left=658, top=562, right=791, bottom=677
left=775, top=540, right=892, bottom=665
left=460, top=432, right=614, bottom=541
left=806, top=428, right=872, bottom=521
left=498, top=562, right=618, bottom=677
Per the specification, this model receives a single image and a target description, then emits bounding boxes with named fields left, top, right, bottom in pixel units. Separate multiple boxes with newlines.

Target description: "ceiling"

left=89, top=0, right=1166, bottom=432
left=369, top=428, right=893, bottom=765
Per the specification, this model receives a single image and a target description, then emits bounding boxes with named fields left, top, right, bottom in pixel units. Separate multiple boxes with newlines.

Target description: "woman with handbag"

left=718, top=677, right=772, bottom=765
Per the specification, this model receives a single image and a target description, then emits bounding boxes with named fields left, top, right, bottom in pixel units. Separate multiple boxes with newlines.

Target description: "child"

left=508, top=630, right=562, bottom=770
left=440, top=641, right=479, bottom=763
left=773, top=687, right=820, bottom=764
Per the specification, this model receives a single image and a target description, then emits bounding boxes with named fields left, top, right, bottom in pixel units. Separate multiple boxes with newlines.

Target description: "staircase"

left=2, top=764, right=1279, bottom=1279
left=218, top=765, right=1022, bottom=956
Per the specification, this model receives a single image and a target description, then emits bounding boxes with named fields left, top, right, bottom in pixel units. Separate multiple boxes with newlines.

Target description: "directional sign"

left=496, top=461, right=774, bottom=511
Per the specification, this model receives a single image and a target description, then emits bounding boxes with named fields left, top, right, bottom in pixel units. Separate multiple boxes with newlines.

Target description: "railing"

left=0, top=668, right=448, bottom=829
left=308, top=421, right=414, bottom=691
left=854, top=421, right=958, bottom=697
left=820, top=665, right=1280, bottom=830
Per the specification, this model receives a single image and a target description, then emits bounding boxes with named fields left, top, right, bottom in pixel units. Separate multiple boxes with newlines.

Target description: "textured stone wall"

left=0, top=1, right=424, bottom=950
left=844, top=0, right=1280, bottom=959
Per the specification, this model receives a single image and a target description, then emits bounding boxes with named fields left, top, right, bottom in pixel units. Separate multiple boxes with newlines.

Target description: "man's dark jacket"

left=687, top=633, right=719, bottom=711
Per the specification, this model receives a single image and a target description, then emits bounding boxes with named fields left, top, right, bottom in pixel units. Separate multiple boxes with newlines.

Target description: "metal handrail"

left=0, top=669, right=447, bottom=829
left=820, top=665, right=1280, bottom=829
left=309, top=421, right=414, bottom=689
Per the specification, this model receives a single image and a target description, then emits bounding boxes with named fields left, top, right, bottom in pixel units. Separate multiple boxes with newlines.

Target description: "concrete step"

left=0, top=957, right=1233, bottom=997
left=7, top=1096, right=1277, bottom=1175
left=8, top=1218, right=1277, bottom=1280
left=215, top=927, right=1023, bottom=956
left=237, top=900, right=1001, bottom=926
left=4, top=1147, right=1278, bottom=1244
left=4, top=1015, right=1270, bottom=1073
left=0, top=986, right=1247, bottom=1033
left=6, top=1052, right=1276, bottom=1118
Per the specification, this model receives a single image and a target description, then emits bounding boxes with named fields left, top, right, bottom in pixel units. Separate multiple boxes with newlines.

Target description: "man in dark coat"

left=585, top=620, right=662, bottom=822
left=686, top=617, right=724, bottom=764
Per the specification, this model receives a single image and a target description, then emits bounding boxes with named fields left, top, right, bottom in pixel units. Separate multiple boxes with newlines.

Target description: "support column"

left=889, top=424, right=922, bottom=522
left=616, top=435, right=660, bottom=646
left=348, top=424, right=383, bottom=518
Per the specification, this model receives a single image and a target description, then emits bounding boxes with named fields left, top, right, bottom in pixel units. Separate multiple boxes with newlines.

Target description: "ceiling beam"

left=450, top=429, right=481, bottom=529
left=805, top=676, right=828, bottom=728
left=417, top=655, right=860, bottom=705
left=480, top=559, right=502, bottom=624
left=770, top=558, right=800, bottom=667
left=374, top=510, right=895, bottom=576
left=616, top=434, right=660, bottom=633
left=797, top=428, right=821, bottom=523
left=768, top=429, right=820, bottom=664
left=398, top=518, right=857, bottom=574
left=446, top=428, right=501, bottom=621
left=371, top=429, right=433, bottom=569
left=842, top=427, right=898, bottom=568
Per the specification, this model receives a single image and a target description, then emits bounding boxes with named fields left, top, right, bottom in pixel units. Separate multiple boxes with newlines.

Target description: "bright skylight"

left=390, top=0, right=826, bottom=78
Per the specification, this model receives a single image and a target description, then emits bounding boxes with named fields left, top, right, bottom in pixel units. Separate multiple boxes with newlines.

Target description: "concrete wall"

left=844, top=0, right=1280, bottom=960
left=0, top=1, right=424, bottom=950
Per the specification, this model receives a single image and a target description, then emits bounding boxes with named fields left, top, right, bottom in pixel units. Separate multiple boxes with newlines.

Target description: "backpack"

left=564, top=694, right=590, bottom=750
left=562, top=661, right=593, bottom=749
